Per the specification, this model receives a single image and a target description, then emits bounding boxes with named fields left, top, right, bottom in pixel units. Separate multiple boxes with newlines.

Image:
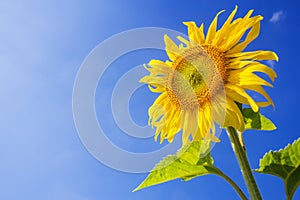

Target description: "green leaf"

left=133, top=140, right=217, bottom=191
left=255, top=138, right=300, bottom=200
left=242, top=108, right=276, bottom=131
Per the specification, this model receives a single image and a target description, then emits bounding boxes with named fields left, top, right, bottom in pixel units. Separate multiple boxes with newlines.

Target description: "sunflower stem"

left=226, top=127, right=262, bottom=200
left=211, top=167, right=248, bottom=200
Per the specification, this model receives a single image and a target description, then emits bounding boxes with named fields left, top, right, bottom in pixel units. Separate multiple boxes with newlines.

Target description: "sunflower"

left=140, top=6, right=278, bottom=145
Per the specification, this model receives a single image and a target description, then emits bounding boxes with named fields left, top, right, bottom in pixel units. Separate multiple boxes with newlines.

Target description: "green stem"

left=226, top=127, right=262, bottom=200
left=211, top=167, right=248, bottom=200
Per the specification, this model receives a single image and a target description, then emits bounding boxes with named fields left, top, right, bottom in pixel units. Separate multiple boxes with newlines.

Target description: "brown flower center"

left=166, top=45, right=228, bottom=110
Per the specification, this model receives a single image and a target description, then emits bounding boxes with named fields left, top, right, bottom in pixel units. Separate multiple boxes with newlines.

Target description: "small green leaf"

left=133, top=140, right=216, bottom=191
left=242, top=108, right=276, bottom=130
left=255, top=138, right=300, bottom=200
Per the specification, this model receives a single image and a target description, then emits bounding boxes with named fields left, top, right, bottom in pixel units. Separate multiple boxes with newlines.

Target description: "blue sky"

left=0, top=0, right=299, bottom=199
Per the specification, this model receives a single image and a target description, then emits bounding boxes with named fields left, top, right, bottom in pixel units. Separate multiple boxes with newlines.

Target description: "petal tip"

left=275, top=53, right=279, bottom=62
left=183, top=21, right=193, bottom=26
left=163, top=34, right=170, bottom=41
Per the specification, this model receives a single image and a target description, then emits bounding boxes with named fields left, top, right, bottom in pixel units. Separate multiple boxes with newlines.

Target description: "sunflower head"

left=140, top=6, right=278, bottom=145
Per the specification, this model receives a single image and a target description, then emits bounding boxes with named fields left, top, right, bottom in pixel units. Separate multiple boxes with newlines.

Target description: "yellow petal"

left=170, top=110, right=182, bottom=130
left=148, top=59, right=169, bottom=68
left=154, top=125, right=163, bottom=141
left=205, top=10, right=225, bottom=44
left=225, top=98, right=245, bottom=131
left=211, top=99, right=226, bottom=127
left=145, top=60, right=171, bottom=76
left=220, top=6, right=238, bottom=34
left=198, top=113, right=208, bottom=139
left=256, top=101, right=273, bottom=107
left=166, top=127, right=179, bottom=143
left=176, top=36, right=190, bottom=46
left=226, top=86, right=272, bottom=111
left=139, top=75, right=167, bottom=86
left=189, top=109, right=200, bottom=140
left=228, top=50, right=279, bottom=61
left=243, top=9, right=254, bottom=20
left=206, top=134, right=220, bottom=142
left=224, top=107, right=242, bottom=131
left=228, top=70, right=273, bottom=87
left=222, top=15, right=263, bottom=51
left=198, top=23, right=205, bottom=44
left=164, top=34, right=180, bottom=61
left=181, top=111, right=191, bottom=144
left=148, top=84, right=166, bottom=93
left=183, top=21, right=205, bottom=45
left=228, top=20, right=261, bottom=54
left=242, top=85, right=274, bottom=107
left=198, top=104, right=212, bottom=138
left=226, top=83, right=259, bottom=112
left=152, top=92, right=168, bottom=107
left=226, top=87, right=249, bottom=105
left=215, top=6, right=238, bottom=46
left=228, top=60, right=253, bottom=69
left=237, top=62, right=277, bottom=82
left=149, top=104, right=165, bottom=123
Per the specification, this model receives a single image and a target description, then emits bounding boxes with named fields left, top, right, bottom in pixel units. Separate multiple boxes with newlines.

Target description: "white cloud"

left=267, top=60, right=276, bottom=69
left=270, top=11, right=284, bottom=23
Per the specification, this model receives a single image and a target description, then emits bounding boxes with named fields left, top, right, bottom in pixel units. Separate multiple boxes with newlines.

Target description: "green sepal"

left=242, top=108, right=276, bottom=131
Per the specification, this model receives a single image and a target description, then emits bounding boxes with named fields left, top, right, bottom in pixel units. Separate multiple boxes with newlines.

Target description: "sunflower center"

left=167, top=45, right=228, bottom=110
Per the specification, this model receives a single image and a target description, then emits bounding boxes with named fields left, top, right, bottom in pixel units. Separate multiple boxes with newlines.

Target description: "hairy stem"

left=227, top=127, right=262, bottom=200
